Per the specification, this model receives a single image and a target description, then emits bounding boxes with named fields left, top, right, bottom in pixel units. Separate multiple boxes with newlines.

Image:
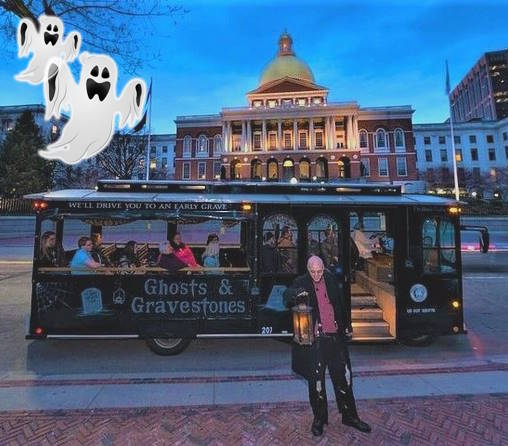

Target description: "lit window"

left=253, top=132, right=262, bottom=150
left=150, top=159, right=157, bottom=169
left=283, top=131, right=292, bottom=149
left=268, top=100, right=277, bottom=108
left=198, top=162, right=206, bottom=179
left=455, top=149, right=462, bottom=162
left=268, top=132, right=277, bottom=150
left=315, top=131, right=323, bottom=148
left=299, top=132, right=307, bottom=149
left=312, top=97, right=322, bottom=105
left=297, top=98, right=306, bottom=106
left=198, top=135, right=208, bottom=154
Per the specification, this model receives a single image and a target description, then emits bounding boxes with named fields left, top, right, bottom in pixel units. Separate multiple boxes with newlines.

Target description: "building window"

left=396, top=157, right=407, bottom=176
left=298, top=131, right=308, bottom=149
left=486, top=134, right=494, bottom=144
left=378, top=158, right=389, bottom=177
left=283, top=131, right=292, bottom=149
left=253, top=132, right=262, bottom=150
left=425, top=149, right=433, bottom=162
left=183, top=135, right=192, bottom=155
left=267, top=159, right=278, bottom=180
left=299, top=158, right=310, bottom=180
left=375, top=129, right=387, bottom=150
left=253, top=100, right=263, bottom=108
left=488, top=148, right=496, bottom=161
left=440, top=149, right=448, bottom=162
left=438, top=136, right=446, bottom=144
left=312, top=97, right=322, bottom=105
left=469, top=135, right=476, bottom=144
left=282, top=158, right=295, bottom=180
left=150, top=146, right=156, bottom=154
left=360, top=158, right=370, bottom=177
left=231, top=160, right=242, bottom=179
left=315, top=157, right=328, bottom=179
left=214, top=162, right=222, bottom=178
left=503, top=132, right=507, bottom=141
left=251, top=159, right=262, bottom=180
left=268, top=99, right=277, bottom=108
left=297, top=98, right=306, bottom=106
left=182, top=162, right=190, bottom=179
left=359, top=130, right=368, bottom=149
left=394, top=128, right=405, bottom=150
left=424, top=136, right=431, bottom=145
left=232, top=134, right=241, bottom=152
left=315, top=130, right=323, bottom=148
left=282, top=99, right=293, bottom=107
left=197, top=135, right=208, bottom=155
left=268, top=132, right=277, bottom=150
left=471, top=148, right=478, bottom=161
left=455, top=149, right=462, bottom=162
left=454, top=135, right=461, bottom=145
left=214, top=135, right=222, bottom=154
left=198, top=162, right=206, bottom=179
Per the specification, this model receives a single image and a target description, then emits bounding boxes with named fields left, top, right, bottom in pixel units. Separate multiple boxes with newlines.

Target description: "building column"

left=352, top=114, right=359, bottom=149
left=247, top=120, right=252, bottom=152
left=262, top=120, right=267, bottom=151
left=346, top=115, right=353, bottom=149
left=309, top=118, right=314, bottom=150
left=222, top=122, right=227, bottom=152
left=228, top=121, right=233, bottom=152
left=277, top=120, right=282, bottom=150
left=241, top=120, right=247, bottom=152
left=331, top=116, right=336, bottom=149
left=326, top=116, right=332, bottom=149
left=293, top=120, right=298, bottom=150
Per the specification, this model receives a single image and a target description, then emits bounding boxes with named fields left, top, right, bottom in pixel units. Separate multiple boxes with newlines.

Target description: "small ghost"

left=38, top=52, right=147, bottom=164
left=15, top=15, right=81, bottom=85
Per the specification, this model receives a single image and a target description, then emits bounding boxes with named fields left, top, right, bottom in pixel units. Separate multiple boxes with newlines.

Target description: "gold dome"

left=259, top=32, right=315, bottom=86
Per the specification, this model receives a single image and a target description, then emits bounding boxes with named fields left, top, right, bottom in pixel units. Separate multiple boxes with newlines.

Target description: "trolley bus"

left=25, top=180, right=488, bottom=355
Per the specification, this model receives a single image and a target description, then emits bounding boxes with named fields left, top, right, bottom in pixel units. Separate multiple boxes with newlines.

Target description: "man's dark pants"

left=307, top=335, right=358, bottom=423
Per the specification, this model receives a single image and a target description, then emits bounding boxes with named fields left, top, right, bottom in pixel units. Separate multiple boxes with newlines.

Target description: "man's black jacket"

left=283, top=270, right=352, bottom=336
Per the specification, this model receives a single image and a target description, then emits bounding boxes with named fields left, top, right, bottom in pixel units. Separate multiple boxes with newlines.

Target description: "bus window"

left=262, top=214, right=298, bottom=273
left=307, top=215, right=340, bottom=269
left=422, top=217, right=456, bottom=273
left=38, top=219, right=66, bottom=268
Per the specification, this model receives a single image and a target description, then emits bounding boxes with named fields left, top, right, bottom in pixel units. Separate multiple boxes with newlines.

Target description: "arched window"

left=315, top=157, right=328, bottom=180
left=282, top=158, right=295, bottom=180
left=299, top=158, right=311, bottom=180
left=375, top=129, right=387, bottom=150
left=307, top=215, right=340, bottom=269
left=251, top=159, right=262, bottom=180
left=338, top=156, right=351, bottom=179
left=359, top=129, right=368, bottom=149
left=262, top=214, right=298, bottom=273
left=230, top=160, right=242, bottom=179
left=197, top=135, right=208, bottom=154
left=394, top=128, right=405, bottom=150
left=267, top=158, right=278, bottom=181
left=214, top=135, right=222, bottom=154
left=183, top=135, right=192, bottom=154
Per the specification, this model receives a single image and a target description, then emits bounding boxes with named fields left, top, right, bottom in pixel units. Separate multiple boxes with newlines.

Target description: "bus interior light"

left=448, top=206, right=462, bottom=215
left=452, top=300, right=460, bottom=309
left=241, top=203, right=253, bottom=212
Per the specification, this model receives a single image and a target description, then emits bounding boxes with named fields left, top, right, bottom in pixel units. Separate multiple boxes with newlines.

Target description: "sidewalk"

left=1, top=360, right=508, bottom=445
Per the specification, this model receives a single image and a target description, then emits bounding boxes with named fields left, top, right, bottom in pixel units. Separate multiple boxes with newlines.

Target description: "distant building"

left=450, top=49, right=508, bottom=122
left=0, top=104, right=66, bottom=144
left=139, top=133, right=176, bottom=180
left=174, top=32, right=418, bottom=184
left=413, top=117, right=508, bottom=194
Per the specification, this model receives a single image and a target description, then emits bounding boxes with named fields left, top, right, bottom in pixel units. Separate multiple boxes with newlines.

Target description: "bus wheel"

left=145, top=338, right=191, bottom=355
left=401, top=334, right=436, bottom=347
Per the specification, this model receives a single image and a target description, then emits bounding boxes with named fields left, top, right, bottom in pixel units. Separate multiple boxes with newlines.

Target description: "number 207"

left=261, top=326, right=273, bottom=335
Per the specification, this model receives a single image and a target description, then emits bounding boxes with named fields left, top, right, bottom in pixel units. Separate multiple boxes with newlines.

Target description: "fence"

left=0, top=198, right=33, bottom=216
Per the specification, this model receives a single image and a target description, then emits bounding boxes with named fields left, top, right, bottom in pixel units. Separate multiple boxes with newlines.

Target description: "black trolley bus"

left=25, top=180, right=486, bottom=355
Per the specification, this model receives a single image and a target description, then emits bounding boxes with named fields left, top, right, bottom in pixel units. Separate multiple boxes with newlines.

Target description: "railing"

left=0, top=197, right=33, bottom=215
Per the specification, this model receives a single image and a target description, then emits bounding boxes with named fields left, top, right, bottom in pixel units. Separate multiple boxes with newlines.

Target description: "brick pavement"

left=1, top=393, right=507, bottom=446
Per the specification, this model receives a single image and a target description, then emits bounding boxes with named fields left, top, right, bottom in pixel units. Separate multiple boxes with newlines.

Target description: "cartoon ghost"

left=38, top=52, right=147, bottom=164
left=15, top=15, right=81, bottom=84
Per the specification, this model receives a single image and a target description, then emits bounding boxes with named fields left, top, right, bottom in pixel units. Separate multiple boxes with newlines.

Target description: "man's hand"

left=295, top=288, right=309, bottom=305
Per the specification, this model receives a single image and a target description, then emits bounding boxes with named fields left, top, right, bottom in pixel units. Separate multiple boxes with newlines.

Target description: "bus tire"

left=145, top=338, right=192, bottom=356
left=401, top=334, right=436, bottom=347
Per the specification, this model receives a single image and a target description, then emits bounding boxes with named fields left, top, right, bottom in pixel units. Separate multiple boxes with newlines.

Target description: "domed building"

left=175, top=32, right=417, bottom=183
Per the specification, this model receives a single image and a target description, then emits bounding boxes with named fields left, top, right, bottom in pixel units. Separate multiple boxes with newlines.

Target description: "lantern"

left=292, top=293, right=315, bottom=345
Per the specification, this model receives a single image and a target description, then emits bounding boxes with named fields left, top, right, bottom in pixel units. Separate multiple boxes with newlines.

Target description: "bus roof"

left=25, top=180, right=457, bottom=207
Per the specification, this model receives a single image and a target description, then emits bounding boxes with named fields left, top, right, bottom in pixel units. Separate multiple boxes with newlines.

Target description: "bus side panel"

left=30, top=274, right=253, bottom=337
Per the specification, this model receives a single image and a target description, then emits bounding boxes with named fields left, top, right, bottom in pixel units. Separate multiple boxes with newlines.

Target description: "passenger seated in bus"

left=262, top=232, right=280, bottom=271
left=278, top=226, right=296, bottom=273
left=320, top=227, right=339, bottom=269
left=38, top=231, right=66, bottom=267
left=352, top=224, right=377, bottom=260
left=118, top=240, right=141, bottom=268
left=202, top=234, right=220, bottom=267
left=308, top=233, right=321, bottom=257
left=91, top=233, right=112, bottom=266
left=70, top=236, right=102, bottom=274
left=170, top=232, right=199, bottom=267
left=157, top=241, right=187, bottom=272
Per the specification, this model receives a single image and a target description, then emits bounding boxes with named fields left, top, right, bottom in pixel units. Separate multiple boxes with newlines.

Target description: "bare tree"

left=0, top=0, right=186, bottom=74
left=96, top=131, right=146, bottom=179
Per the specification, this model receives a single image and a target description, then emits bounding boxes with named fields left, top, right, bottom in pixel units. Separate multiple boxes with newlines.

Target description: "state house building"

left=174, top=32, right=417, bottom=183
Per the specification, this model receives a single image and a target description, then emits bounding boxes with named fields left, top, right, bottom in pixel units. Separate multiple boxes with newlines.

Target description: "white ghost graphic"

left=15, top=15, right=81, bottom=85
left=38, top=52, right=147, bottom=164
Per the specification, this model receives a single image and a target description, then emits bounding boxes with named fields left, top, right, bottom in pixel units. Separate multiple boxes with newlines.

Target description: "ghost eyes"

left=46, top=25, right=51, bottom=31
left=46, top=25, right=58, bottom=32
left=102, top=68, right=109, bottom=79
left=91, top=66, right=99, bottom=77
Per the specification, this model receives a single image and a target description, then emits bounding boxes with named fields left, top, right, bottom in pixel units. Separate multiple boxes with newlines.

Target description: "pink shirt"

left=174, top=246, right=198, bottom=267
left=313, top=278, right=338, bottom=335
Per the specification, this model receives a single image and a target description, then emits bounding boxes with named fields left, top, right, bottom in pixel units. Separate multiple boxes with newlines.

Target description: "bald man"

left=283, top=256, right=371, bottom=436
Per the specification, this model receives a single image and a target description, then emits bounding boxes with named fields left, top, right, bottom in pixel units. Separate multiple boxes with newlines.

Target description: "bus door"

left=397, top=208, right=463, bottom=340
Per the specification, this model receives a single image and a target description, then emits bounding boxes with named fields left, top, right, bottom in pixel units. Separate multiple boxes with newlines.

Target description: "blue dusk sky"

left=1, top=0, right=508, bottom=134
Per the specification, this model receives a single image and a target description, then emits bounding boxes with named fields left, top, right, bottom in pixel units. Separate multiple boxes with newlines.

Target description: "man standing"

left=283, top=256, right=371, bottom=436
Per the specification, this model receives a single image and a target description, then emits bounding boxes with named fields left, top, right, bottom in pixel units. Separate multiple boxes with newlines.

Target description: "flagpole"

left=145, top=77, right=153, bottom=181
left=446, top=61, right=460, bottom=201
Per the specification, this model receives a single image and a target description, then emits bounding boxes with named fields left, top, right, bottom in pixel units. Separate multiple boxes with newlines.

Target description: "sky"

left=1, top=0, right=508, bottom=134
